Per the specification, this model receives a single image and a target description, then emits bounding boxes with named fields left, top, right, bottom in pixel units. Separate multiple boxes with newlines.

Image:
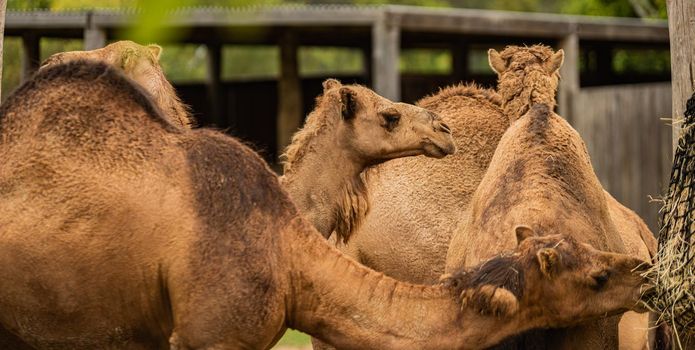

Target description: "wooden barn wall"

left=571, top=82, right=672, bottom=233
left=174, top=76, right=366, bottom=164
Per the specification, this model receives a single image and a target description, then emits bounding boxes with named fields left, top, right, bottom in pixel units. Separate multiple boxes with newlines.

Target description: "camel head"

left=40, top=41, right=193, bottom=128
left=488, top=45, right=563, bottom=122
left=41, top=40, right=163, bottom=94
left=320, top=78, right=456, bottom=163
left=444, top=229, right=650, bottom=326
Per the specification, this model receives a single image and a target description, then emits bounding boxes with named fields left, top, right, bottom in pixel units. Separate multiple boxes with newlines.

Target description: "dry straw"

left=644, top=91, right=695, bottom=346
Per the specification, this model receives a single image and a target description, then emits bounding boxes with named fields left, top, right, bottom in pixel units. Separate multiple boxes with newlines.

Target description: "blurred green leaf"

left=120, top=0, right=193, bottom=43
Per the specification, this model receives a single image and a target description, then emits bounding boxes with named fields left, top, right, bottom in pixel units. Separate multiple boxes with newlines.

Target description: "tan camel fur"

left=40, top=40, right=194, bottom=129
left=341, top=45, right=562, bottom=284
left=280, top=79, right=455, bottom=241
left=335, top=45, right=657, bottom=350
left=0, top=61, right=652, bottom=350
left=444, top=103, right=648, bottom=349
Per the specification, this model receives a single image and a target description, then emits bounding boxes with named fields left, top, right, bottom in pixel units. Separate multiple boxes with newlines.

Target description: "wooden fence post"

left=664, top=3, right=695, bottom=348
left=84, top=13, right=106, bottom=50
left=277, top=29, right=302, bottom=161
left=667, top=0, right=695, bottom=151
left=558, top=30, right=579, bottom=124
left=372, top=10, right=400, bottom=101
left=21, top=33, right=39, bottom=82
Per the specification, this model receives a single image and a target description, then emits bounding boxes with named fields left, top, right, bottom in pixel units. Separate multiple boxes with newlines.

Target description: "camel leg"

left=619, top=312, right=649, bottom=350
left=311, top=337, right=337, bottom=350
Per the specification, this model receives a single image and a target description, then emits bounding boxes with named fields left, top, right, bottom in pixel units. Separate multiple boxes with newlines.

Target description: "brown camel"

left=443, top=103, right=649, bottom=349
left=335, top=45, right=657, bottom=349
left=0, top=61, right=652, bottom=349
left=280, top=78, right=455, bottom=241
left=40, top=40, right=195, bottom=129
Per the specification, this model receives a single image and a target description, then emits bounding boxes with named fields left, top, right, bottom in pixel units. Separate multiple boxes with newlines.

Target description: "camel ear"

left=120, top=47, right=137, bottom=70
left=147, top=44, right=162, bottom=61
left=515, top=225, right=535, bottom=245
left=339, top=87, right=358, bottom=120
left=488, top=49, right=506, bottom=74
left=323, top=78, right=342, bottom=91
left=545, top=49, right=564, bottom=74
left=537, top=247, right=559, bottom=278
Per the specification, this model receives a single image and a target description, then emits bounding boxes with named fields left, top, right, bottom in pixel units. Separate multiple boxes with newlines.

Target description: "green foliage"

left=222, top=46, right=279, bottom=80
left=159, top=44, right=209, bottom=82
left=40, top=38, right=83, bottom=60
left=8, top=0, right=52, bottom=10
left=299, top=47, right=363, bottom=76
left=613, top=48, right=670, bottom=74
left=1, top=0, right=670, bottom=91
left=2, top=38, right=21, bottom=98
left=560, top=0, right=636, bottom=17
left=400, top=48, right=451, bottom=75
left=49, top=0, right=134, bottom=10
left=120, top=0, right=193, bottom=43
left=273, top=329, right=311, bottom=347
left=351, top=0, right=449, bottom=6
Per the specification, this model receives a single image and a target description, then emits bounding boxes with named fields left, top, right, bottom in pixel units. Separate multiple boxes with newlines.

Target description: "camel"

left=333, top=45, right=658, bottom=349
left=280, top=78, right=455, bottom=241
left=0, top=60, right=653, bottom=349
left=443, top=103, right=651, bottom=349
left=40, top=40, right=194, bottom=129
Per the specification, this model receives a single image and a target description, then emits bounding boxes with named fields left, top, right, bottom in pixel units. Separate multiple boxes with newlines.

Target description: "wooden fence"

left=571, top=82, right=672, bottom=232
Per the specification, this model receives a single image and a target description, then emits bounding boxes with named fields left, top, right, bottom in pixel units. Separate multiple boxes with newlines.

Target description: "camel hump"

left=417, top=83, right=502, bottom=108
left=1, top=60, right=177, bottom=134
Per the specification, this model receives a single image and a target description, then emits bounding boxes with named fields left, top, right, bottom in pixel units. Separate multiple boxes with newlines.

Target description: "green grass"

left=273, top=329, right=311, bottom=348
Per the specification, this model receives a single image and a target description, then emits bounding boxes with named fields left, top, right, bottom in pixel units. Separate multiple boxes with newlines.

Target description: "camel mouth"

left=424, top=144, right=447, bottom=158
left=423, top=137, right=456, bottom=159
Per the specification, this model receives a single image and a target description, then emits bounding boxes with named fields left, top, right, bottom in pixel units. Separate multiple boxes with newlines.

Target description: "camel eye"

left=382, top=112, right=400, bottom=131
left=590, top=270, right=611, bottom=290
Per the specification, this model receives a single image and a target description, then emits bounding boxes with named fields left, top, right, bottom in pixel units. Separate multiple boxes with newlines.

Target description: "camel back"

left=0, top=60, right=296, bottom=249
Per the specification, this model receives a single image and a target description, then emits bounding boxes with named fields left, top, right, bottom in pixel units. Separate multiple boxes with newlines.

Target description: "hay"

left=644, top=91, right=695, bottom=345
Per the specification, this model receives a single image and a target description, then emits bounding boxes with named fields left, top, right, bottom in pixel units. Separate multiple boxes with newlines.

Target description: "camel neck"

left=154, top=84, right=194, bottom=129
left=502, top=83, right=556, bottom=123
left=283, top=216, right=543, bottom=349
left=281, top=130, right=366, bottom=238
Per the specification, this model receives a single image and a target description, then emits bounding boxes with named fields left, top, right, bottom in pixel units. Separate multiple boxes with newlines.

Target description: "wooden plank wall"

left=571, top=82, right=672, bottom=233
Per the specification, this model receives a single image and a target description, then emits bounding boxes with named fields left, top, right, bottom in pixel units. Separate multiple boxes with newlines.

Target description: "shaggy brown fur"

left=444, top=104, right=647, bottom=349
left=280, top=79, right=455, bottom=242
left=40, top=40, right=194, bottom=129
left=490, top=45, right=563, bottom=123
left=0, top=61, right=649, bottom=349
